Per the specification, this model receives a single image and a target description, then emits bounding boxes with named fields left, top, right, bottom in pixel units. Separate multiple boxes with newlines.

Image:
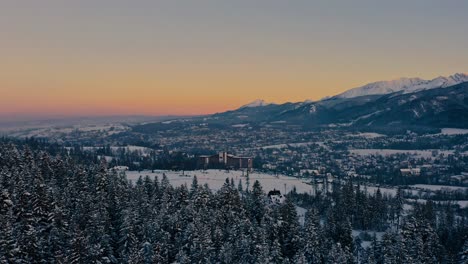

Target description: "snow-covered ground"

left=438, top=128, right=468, bottom=135
left=126, top=170, right=468, bottom=211
left=352, top=230, right=385, bottom=248
left=240, top=99, right=271, bottom=108
left=410, top=184, right=468, bottom=192
left=456, top=201, right=468, bottom=208
left=295, top=206, right=307, bottom=226
left=260, top=142, right=318, bottom=150
left=126, top=169, right=404, bottom=198
left=126, top=170, right=316, bottom=194
left=5, top=124, right=129, bottom=138
left=350, top=149, right=467, bottom=158
left=407, top=199, right=468, bottom=208
left=335, top=73, right=468, bottom=99
left=348, top=132, right=385, bottom=139
left=361, top=186, right=397, bottom=196
left=126, top=169, right=468, bottom=198
left=231, top=124, right=249, bottom=128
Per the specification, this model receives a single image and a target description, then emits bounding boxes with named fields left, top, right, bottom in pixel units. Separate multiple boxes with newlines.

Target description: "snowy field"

left=348, top=132, right=385, bottom=139
left=126, top=170, right=316, bottom=194
left=350, top=149, right=467, bottom=158
left=260, top=142, right=318, bottom=150
left=361, top=186, right=397, bottom=196
left=126, top=169, right=403, bottom=198
left=231, top=124, right=249, bottom=128
left=4, top=124, right=129, bottom=138
left=352, top=230, right=385, bottom=248
left=407, top=199, right=468, bottom=208
left=438, top=128, right=468, bottom=135
left=125, top=170, right=468, bottom=203
left=295, top=206, right=307, bottom=226
left=410, top=184, right=468, bottom=192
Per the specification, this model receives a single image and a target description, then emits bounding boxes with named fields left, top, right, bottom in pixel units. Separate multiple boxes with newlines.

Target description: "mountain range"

left=335, top=73, right=468, bottom=99
left=206, top=73, right=468, bottom=131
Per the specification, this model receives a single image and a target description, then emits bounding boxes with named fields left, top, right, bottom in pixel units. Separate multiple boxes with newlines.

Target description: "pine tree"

left=15, top=190, right=40, bottom=263
left=327, top=243, right=349, bottom=264
left=141, top=242, right=153, bottom=264
left=250, top=180, right=266, bottom=224
left=459, top=239, right=468, bottom=264
left=279, top=198, right=302, bottom=260
left=253, top=224, right=271, bottom=264
left=0, top=191, right=18, bottom=263
left=401, top=217, right=418, bottom=263
left=270, top=239, right=284, bottom=264
left=303, top=208, right=324, bottom=263
left=394, top=188, right=404, bottom=230
left=31, top=170, right=55, bottom=263
left=237, top=179, right=243, bottom=194
left=326, top=205, right=354, bottom=253
left=190, top=175, right=199, bottom=199
left=292, top=250, right=307, bottom=264
left=0, top=141, right=466, bottom=264
left=69, top=230, right=90, bottom=264
left=381, top=232, right=400, bottom=264
left=189, top=212, right=214, bottom=263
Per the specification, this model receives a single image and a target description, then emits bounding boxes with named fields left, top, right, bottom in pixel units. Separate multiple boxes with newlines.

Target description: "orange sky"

left=1, top=1, right=468, bottom=117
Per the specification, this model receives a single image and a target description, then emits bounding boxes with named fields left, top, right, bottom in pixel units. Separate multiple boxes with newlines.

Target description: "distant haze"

left=0, top=115, right=187, bottom=131
left=1, top=1, right=468, bottom=116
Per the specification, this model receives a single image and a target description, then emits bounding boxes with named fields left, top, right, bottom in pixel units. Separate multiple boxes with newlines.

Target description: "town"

left=46, top=122, right=467, bottom=188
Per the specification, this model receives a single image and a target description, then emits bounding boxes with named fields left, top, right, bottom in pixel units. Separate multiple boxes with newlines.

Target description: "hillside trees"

left=0, top=141, right=467, bottom=263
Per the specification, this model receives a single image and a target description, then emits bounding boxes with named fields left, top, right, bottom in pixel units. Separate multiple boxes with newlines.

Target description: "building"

left=197, top=152, right=253, bottom=170
left=400, top=167, right=421, bottom=176
left=268, top=189, right=285, bottom=204
left=111, top=166, right=129, bottom=172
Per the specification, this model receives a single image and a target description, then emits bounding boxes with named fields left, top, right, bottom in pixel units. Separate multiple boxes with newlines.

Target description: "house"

left=111, top=166, right=129, bottom=172
left=450, top=172, right=468, bottom=185
left=268, top=189, right=285, bottom=204
left=400, top=167, right=421, bottom=176
left=197, top=152, right=253, bottom=170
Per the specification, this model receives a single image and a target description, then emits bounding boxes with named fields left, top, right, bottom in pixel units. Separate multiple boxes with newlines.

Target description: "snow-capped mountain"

left=204, top=72, right=468, bottom=131
left=335, top=73, right=468, bottom=99
left=207, top=82, right=468, bottom=130
left=240, top=99, right=271, bottom=108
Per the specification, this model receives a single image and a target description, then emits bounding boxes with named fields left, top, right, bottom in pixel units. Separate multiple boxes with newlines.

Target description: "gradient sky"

left=1, top=0, right=468, bottom=116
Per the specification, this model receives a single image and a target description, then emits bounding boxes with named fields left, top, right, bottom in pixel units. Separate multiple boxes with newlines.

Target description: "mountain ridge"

left=210, top=81, right=468, bottom=130
left=234, top=73, right=468, bottom=111
left=240, top=99, right=272, bottom=108
left=334, top=73, right=468, bottom=99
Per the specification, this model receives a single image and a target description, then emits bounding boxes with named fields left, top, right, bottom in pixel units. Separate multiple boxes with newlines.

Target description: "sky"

left=1, top=0, right=468, bottom=117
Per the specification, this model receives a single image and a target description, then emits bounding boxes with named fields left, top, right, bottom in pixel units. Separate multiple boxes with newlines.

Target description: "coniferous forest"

left=1, top=141, right=468, bottom=263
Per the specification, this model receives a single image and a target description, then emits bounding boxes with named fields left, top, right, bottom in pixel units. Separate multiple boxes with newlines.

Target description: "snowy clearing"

left=361, top=186, right=397, bottom=196
left=296, top=206, right=307, bottom=226
left=410, top=184, right=468, bottom=192
left=126, top=170, right=401, bottom=199
left=260, top=142, right=318, bottom=150
left=348, top=132, right=385, bottom=139
left=126, top=170, right=316, bottom=194
left=352, top=230, right=385, bottom=248
left=407, top=199, right=468, bottom=208
left=232, top=124, right=249, bottom=128
left=439, top=128, right=468, bottom=135
left=349, top=149, right=467, bottom=158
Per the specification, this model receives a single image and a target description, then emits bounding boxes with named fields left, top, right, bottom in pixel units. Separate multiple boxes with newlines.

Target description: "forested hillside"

left=1, top=142, right=468, bottom=263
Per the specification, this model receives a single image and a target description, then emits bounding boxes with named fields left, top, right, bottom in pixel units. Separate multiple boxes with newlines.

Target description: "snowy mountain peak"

left=335, top=73, right=468, bottom=99
left=240, top=99, right=271, bottom=108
